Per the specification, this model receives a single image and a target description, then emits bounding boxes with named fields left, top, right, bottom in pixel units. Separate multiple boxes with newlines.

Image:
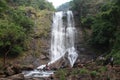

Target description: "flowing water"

left=49, top=11, right=78, bottom=67
left=23, top=11, right=78, bottom=78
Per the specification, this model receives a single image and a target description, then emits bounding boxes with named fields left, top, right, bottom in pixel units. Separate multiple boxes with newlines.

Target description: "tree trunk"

left=3, top=46, right=11, bottom=67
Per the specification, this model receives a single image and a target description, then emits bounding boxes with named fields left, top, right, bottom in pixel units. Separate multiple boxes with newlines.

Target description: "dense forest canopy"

left=0, top=0, right=54, bottom=65
left=6, top=0, right=55, bottom=11
left=70, top=0, right=120, bottom=64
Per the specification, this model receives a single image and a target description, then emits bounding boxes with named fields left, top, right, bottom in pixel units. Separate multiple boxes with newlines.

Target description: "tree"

left=6, top=0, right=55, bottom=11
left=0, top=20, right=26, bottom=66
left=89, top=0, right=120, bottom=64
left=0, top=0, right=7, bottom=13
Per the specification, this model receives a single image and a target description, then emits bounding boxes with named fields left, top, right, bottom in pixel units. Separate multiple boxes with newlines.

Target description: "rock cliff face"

left=73, top=13, right=97, bottom=62
left=22, top=10, right=53, bottom=67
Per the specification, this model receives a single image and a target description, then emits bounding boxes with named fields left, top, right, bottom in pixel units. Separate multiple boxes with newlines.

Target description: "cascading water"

left=23, top=11, right=78, bottom=78
left=49, top=11, right=78, bottom=67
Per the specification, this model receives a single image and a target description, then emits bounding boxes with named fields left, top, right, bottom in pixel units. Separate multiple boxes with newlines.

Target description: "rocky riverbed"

left=0, top=56, right=120, bottom=80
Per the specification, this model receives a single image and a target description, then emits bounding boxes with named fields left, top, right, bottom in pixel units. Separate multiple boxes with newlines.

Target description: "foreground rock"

left=21, top=65, right=34, bottom=71
left=4, top=64, right=34, bottom=76
left=0, top=73, right=24, bottom=80
left=4, top=66, right=16, bottom=76
left=8, top=73, right=24, bottom=80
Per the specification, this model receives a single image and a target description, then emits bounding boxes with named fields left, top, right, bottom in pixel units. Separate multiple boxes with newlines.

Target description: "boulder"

left=4, top=66, right=15, bottom=76
left=12, top=64, right=22, bottom=74
left=22, top=65, right=34, bottom=71
left=77, top=63, right=84, bottom=68
left=0, top=71, right=6, bottom=78
left=49, top=57, right=67, bottom=69
left=4, top=64, right=23, bottom=76
left=0, top=74, right=6, bottom=78
left=40, top=54, right=47, bottom=60
left=0, top=71, right=4, bottom=75
left=8, top=73, right=24, bottom=80
left=0, top=78, right=12, bottom=80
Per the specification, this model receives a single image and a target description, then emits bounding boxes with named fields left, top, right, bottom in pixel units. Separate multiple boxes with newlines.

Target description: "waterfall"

left=49, top=11, right=78, bottom=67
left=23, top=11, right=78, bottom=78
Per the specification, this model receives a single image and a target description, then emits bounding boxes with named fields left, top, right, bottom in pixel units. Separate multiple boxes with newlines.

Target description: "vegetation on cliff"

left=57, top=2, right=70, bottom=11
left=70, top=0, right=120, bottom=64
left=0, top=0, right=54, bottom=66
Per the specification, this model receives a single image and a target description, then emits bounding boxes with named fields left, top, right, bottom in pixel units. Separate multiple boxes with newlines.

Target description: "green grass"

left=55, top=69, right=67, bottom=80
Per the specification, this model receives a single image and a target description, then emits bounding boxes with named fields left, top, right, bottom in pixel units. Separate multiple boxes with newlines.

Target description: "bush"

left=9, top=9, right=34, bottom=33
left=98, top=66, right=107, bottom=73
left=81, top=16, right=94, bottom=29
left=71, top=69, right=79, bottom=75
left=79, top=68, right=88, bottom=74
left=55, top=69, right=67, bottom=80
left=90, top=71, right=99, bottom=77
left=110, top=50, right=120, bottom=65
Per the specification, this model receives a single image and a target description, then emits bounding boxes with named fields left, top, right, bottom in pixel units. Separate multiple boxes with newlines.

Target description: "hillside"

left=0, top=0, right=54, bottom=68
left=57, top=2, right=70, bottom=11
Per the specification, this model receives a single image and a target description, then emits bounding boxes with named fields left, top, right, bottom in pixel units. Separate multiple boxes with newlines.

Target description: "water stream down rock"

left=24, top=11, right=78, bottom=78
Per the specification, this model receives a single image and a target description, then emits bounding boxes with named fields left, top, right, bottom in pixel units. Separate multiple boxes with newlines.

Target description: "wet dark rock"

left=4, top=64, right=23, bottom=77
left=0, top=78, right=12, bottom=80
left=0, top=71, right=5, bottom=78
left=12, top=64, right=22, bottom=74
left=4, top=66, right=15, bottom=76
left=25, top=77, right=47, bottom=80
left=0, top=75, right=6, bottom=78
left=7, top=73, right=24, bottom=80
left=0, top=71, right=4, bottom=75
left=22, top=65, right=34, bottom=71
left=32, top=59, right=41, bottom=68
left=0, top=73, right=24, bottom=80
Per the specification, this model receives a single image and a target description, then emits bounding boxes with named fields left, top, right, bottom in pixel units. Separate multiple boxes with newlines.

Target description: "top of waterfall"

left=47, top=0, right=71, bottom=8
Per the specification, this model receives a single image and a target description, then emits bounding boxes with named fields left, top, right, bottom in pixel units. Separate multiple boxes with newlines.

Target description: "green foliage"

left=109, top=50, right=120, bottom=64
left=0, top=0, right=53, bottom=62
left=9, top=9, right=34, bottom=33
left=98, top=66, right=107, bottom=73
left=57, top=2, right=70, bottom=11
left=91, top=21, right=115, bottom=50
left=79, top=68, right=88, bottom=74
left=0, top=0, right=7, bottom=13
left=90, top=0, right=120, bottom=64
left=90, top=0, right=120, bottom=52
left=71, top=69, right=78, bottom=75
left=71, top=0, right=120, bottom=64
left=70, top=0, right=90, bottom=18
left=81, top=17, right=94, bottom=29
left=90, top=71, right=99, bottom=77
left=33, top=10, right=52, bottom=38
left=0, top=20, right=26, bottom=57
left=10, top=45, right=23, bottom=56
left=56, top=69, right=66, bottom=80
left=7, top=0, right=55, bottom=11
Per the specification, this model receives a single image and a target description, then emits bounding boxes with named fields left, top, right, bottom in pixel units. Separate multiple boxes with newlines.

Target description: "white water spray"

left=49, top=11, right=78, bottom=67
